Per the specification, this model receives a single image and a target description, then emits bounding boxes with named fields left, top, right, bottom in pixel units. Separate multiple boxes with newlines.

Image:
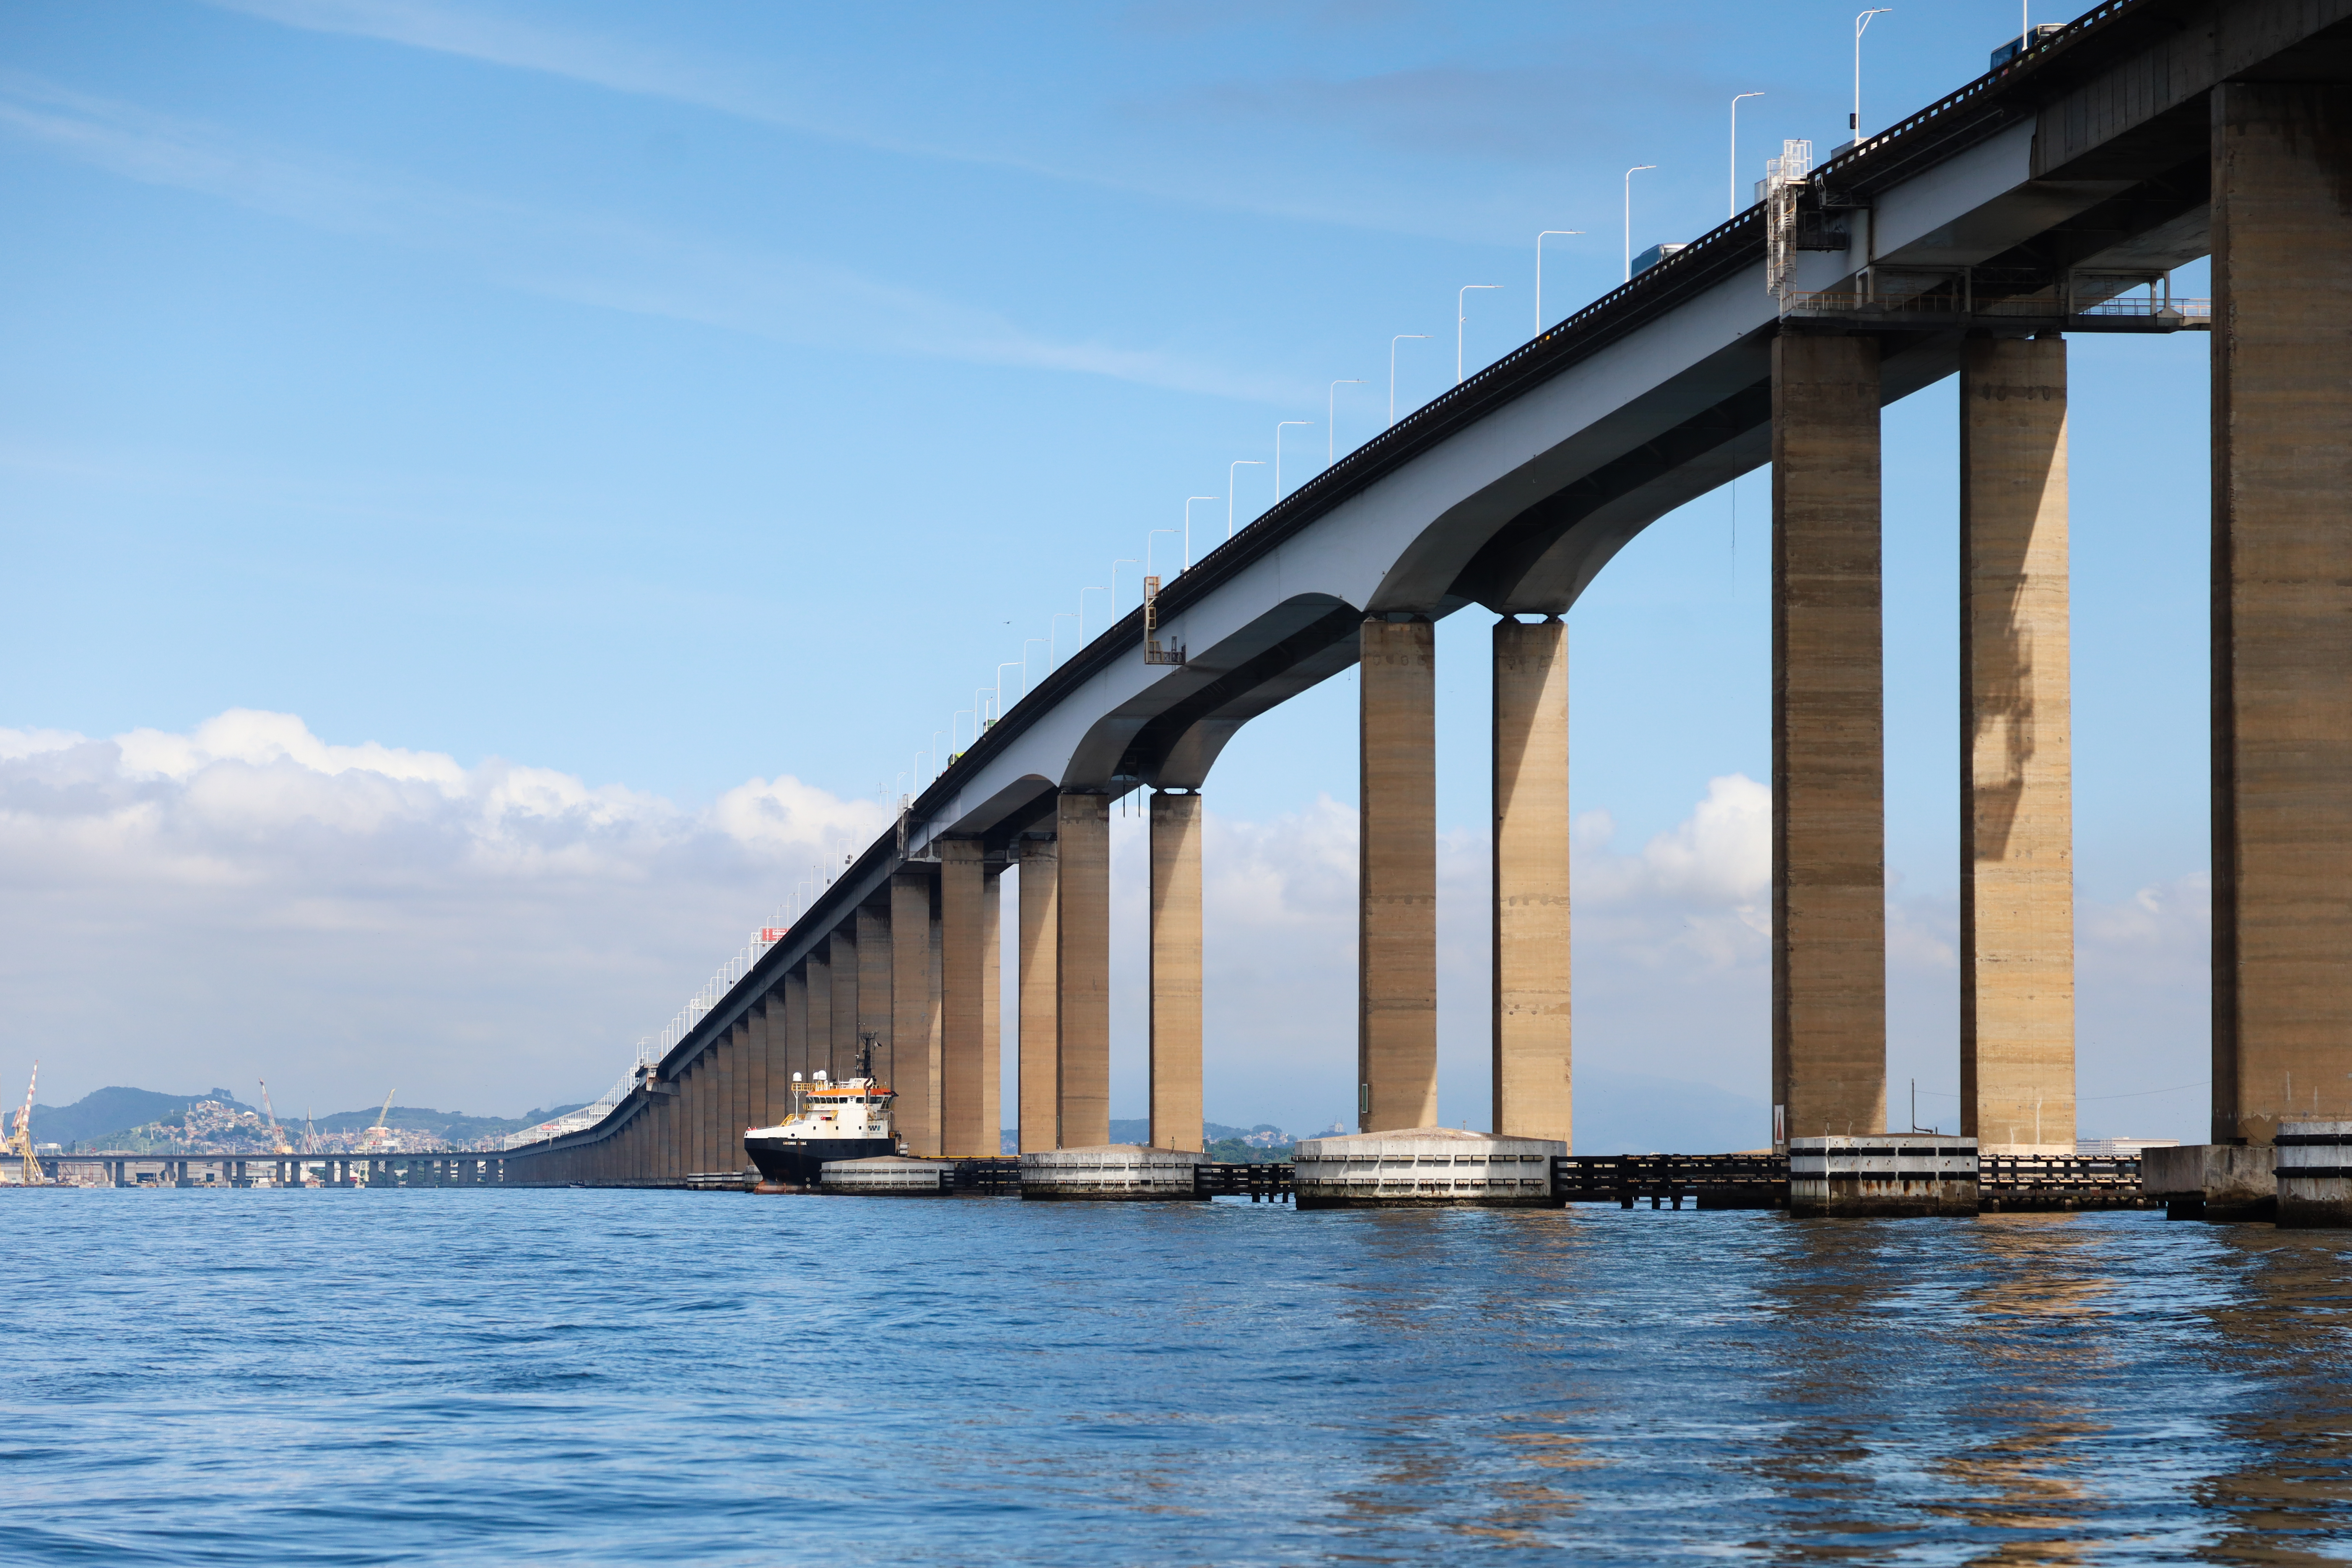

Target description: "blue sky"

left=0, top=1, right=2214, bottom=1140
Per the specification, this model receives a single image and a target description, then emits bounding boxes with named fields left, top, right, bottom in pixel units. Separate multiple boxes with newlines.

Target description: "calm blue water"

left=5, top=1191, right=2351, bottom=1565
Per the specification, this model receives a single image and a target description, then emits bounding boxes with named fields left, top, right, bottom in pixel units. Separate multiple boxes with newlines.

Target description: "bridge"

left=34, top=1153, right=506, bottom=1188
left=503, top=0, right=2352, bottom=1207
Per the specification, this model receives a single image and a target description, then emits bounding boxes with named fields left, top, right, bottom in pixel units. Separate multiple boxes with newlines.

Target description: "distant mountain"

left=28, top=1087, right=257, bottom=1148
left=24, top=1087, right=587, bottom=1150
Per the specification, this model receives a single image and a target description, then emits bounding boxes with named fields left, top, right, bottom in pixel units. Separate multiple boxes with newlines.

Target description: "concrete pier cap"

left=1788, top=1135, right=1978, bottom=1218
left=2140, top=1143, right=2277, bottom=1223
left=1291, top=1126, right=1564, bottom=1210
left=1019, top=1143, right=1205, bottom=1201
left=819, top=1156, right=955, bottom=1196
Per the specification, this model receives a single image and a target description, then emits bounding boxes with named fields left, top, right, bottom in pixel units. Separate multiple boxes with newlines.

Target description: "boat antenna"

left=856, top=1030, right=877, bottom=1081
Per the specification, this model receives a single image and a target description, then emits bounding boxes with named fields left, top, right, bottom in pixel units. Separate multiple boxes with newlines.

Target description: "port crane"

left=7, top=1064, right=38, bottom=1186
left=257, top=1078, right=293, bottom=1156
left=359, top=1089, right=397, bottom=1153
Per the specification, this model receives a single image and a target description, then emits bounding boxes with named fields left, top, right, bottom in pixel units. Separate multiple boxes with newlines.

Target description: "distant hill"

left=28, top=1087, right=257, bottom=1147
left=25, top=1087, right=587, bottom=1150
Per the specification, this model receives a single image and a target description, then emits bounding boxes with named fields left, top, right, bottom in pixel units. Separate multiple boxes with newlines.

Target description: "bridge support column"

left=1150, top=790, right=1205, bottom=1153
left=1057, top=793, right=1112, bottom=1147
left=891, top=870, right=936, bottom=1155
left=1492, top=615, right=1572, bottom=1145
left=830, top=928, right=859, bottom=1085
left=1017, top=836, right=1060, bottom=1151
left=941, top=844, right=990, bottom=1156
left=2212, top=83, right=2352, bottom=1144
left=857, top=902, right=893, bottom=1114
left=982, top=860, right=1004, bottom=1155
left=717, top=1023, right=740, bottom=1174
left=1960, top=333, right=2075, bottom=1155
left=1771, top=331, right=1887, bottom=1145
left=744, top=1002, right=770, bottom=1153
left=782, top=968, right=809, bottom=1101
left=804, top=951, right=831, bottom=1085
left=1359, top=615, right=1438, bottom=1132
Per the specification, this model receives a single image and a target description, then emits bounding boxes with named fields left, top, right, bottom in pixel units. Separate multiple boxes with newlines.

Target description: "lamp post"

left=1623, top=165, right=1656, bottom=281
left=995, top=660, right=1023, bottom=718
left=1183, top=496, right=1215, bottom=569
left=1853, top=10, right=1891, bottom=139
left=1535, top=231, right=1583, bottom=330
left=1328, top=380, right=1364, bottom=464
left=1274, top=420, right=1311, bottom=498
left=1389, top=334, right=1428, bottom=427
left=1730, top=93, right=1763, bottom=216
left=1456, top=285, right=1498, bottom=383
left=1227, top=459, right=1264, bottom=537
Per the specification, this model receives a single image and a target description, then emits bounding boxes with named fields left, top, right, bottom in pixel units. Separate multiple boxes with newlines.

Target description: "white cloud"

left=0, top=711, right=886, bottom=1115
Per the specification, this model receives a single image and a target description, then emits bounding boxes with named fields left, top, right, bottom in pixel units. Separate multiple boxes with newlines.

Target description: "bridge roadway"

left=507, top=0, right=2352, bottom=1189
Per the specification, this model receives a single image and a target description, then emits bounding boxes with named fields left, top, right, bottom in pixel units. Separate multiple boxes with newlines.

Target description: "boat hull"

left=745, top=1134, right=898, bottom=1187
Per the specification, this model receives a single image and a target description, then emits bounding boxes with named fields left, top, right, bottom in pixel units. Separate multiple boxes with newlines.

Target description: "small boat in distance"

left=745, top=1044, right=899, bottom=1188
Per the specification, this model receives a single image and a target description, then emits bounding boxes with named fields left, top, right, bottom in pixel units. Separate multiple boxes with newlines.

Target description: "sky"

left=0, top=0, right=2214, bottom=1146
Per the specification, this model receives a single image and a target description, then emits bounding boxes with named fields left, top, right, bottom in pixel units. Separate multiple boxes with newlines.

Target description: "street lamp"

left=1390, top=334, right=1429, bottom=427
left=1274, top=420, right=1311, bottom=498
left=1183, top=496, right=1215, bottom=569
left=1853, top=10, right=1892, bottom=139
left=1730, top=93, right=1763, bottom=217
left=1456, top=285, right=1498, bottom=383
left=1535, top=231, right=1583, bottom=330
left=1328, top=380, right=1364, bottom=463
left=1623, top=165, right=1656, bottom=281
left=1227, top=459, right=1264, bottom=537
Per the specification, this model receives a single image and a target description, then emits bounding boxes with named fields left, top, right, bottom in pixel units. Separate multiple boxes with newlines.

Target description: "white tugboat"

left=744, top=1043, right=899, bottom=1187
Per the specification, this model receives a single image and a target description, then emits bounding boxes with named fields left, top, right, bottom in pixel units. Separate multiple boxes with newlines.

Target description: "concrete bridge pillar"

left=1150, top=790, right=1205, bottom=1153
left=1057, top=793, right=1113, bottom=1147
left=891, top=870, right=935, bottom=1154
left=940, top=841, right=987, bottom=1157
left=2211, top=82, right=2352, bottom=1145
left=857, top=901, right=893, bottom=1109
left=1960, top=334, right=2075, bottom=1155
left=803, top=952, right=830, bottom=1085
left=829, top=928, right=859, bottom=1085
left=781, top=968, right=809, bottom=1101
left=745, top=1002, right=770, bottom=1153
left=1358, top=614, right=1438, bottom=1132
left=1017, top=835, right=1060, bottom=1151
left=716, top=1022, right=739, bottom=1174
left=1492, top=615, right=1573, bottom=1145
left=982, top=860, right=1003, bottom=1155
left=1771, top=331, right=1887, bottom=1144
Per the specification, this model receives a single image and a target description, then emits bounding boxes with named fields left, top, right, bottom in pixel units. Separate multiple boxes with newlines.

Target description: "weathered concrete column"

left=1149, top=790, right=1205, bottom=1153
left=1359, top=615, right=1439, bottom=1132
left=1771, top=331, right=1887, bottom=1144
left=939, top=841, right=987, bottom=1156
left=1492, top=615, right=1573, bottom=1145
left=1057, top=793, right=1113, bottom=1147
left=803, top=953, right=830, bottom=1083
left=781, top=968, right=807, bottom=1102
left=857, top=905, right=893, bottom=1095
left=2212, top=82, right=2352, bottom=1145
left=744, top=1003, right=770, bottom=1146
left=981, top=862, right=1004, bottom=1156
left=890, top=871, right=935, bottom=1155
left=717, top=1022, right=740, bottom=1171
left=1960, top=334, right=2076, bottom=1155
left=1017, top=836, right=1060, bottom=1151
left=829, top=929, right=858, bottom=1083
